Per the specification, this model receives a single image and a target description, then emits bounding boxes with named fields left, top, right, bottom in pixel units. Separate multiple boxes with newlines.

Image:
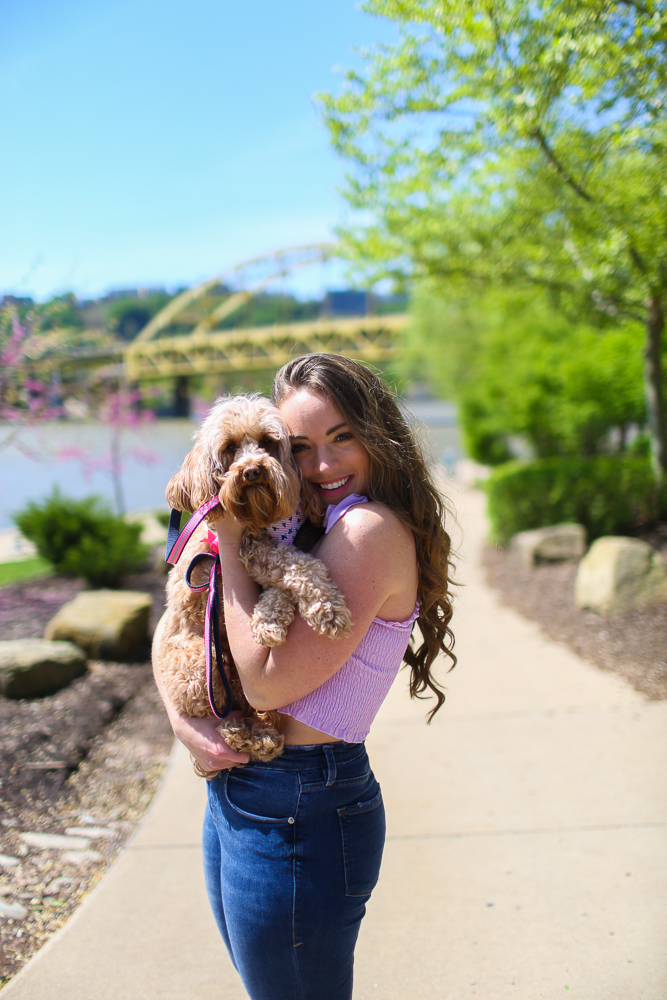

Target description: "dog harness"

left=164, top=499, right=306, bottom=721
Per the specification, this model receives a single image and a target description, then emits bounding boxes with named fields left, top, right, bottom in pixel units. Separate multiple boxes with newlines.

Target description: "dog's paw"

left=218, top=718, right=285, bottom=761
left=251, top=613, right=288, bottom=647
left=300, top=600, right=353, bottom=640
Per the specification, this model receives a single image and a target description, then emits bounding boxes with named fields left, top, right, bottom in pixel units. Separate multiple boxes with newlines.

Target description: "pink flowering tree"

left=57, top=387, right=158, bottom=515
left=1, top=303, right=158, bottom=516
left=0, top=308, right=63, bottom=453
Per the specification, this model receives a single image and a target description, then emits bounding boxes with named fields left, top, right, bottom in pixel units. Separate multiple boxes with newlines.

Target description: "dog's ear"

left=299, top=476, right=324, bottom=526
left=165, top=443, right=221, bottom=513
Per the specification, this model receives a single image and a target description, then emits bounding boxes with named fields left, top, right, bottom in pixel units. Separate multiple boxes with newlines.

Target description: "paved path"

left=4, top=485, right=666, bottom=999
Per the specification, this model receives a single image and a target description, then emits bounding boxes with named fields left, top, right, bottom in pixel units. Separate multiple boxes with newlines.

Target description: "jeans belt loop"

left=323, top=745, right=337, bottom=787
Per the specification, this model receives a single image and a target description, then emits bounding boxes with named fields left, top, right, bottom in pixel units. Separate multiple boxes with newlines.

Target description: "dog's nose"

left=243, top=465, right=261, bottom=483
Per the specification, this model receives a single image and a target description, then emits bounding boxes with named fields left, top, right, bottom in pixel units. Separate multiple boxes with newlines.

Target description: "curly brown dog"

left=152, top=394, right=352, bottom=776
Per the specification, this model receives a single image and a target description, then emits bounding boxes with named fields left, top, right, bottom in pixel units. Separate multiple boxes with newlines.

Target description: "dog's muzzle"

left=243, top=465, right=261, bottom=483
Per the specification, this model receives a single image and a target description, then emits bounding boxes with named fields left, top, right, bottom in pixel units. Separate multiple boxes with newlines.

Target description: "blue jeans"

left=202, top=741, right=385, bottom=1000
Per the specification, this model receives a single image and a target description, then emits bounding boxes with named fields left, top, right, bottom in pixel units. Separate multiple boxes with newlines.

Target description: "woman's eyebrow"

left=326, top=422, right=347, bottom=436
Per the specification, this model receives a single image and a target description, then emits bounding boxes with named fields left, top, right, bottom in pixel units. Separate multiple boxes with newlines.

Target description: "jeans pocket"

left=224, top=768, right=300, bottom=824
left=338, top=787, right=386, bottom=897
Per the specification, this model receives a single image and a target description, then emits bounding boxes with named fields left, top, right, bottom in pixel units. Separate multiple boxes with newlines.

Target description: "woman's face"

left=278, top=389, right=370, bottom=503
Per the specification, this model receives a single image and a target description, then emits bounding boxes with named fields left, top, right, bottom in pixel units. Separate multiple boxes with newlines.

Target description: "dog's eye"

left=260, top=436, right=275, bottom=450
left=224, top=442, right=237, bottom=454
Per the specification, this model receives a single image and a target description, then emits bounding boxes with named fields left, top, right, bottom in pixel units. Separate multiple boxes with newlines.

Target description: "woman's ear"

left=165, top=444, right=220, bottom=512
left=299, top=476, right=324, bottom=525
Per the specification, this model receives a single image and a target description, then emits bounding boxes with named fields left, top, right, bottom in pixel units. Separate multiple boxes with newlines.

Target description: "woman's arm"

left=217, top=504, right=417, bottom=712
left=152, top=613, right=250, bottom=771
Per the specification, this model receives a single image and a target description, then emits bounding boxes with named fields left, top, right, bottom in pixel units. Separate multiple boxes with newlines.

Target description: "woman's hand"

left=169, top=712, right=250, bottom=772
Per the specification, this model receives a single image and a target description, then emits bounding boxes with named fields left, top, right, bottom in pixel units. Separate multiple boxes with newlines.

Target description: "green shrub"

left=14, top=490, right=149, bottom=588
left=485, top=456, right=665, bottom=545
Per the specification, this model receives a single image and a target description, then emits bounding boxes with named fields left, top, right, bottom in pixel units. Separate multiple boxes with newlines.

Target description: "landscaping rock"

left=61, top=849, right=103, bottom=865
left=19, top=832, right=91, bottom=851
left=510, top=523, right=586, bottom=569
left=0, top=640, right=87, bottom=699
left=0, top=854, right=20, bottom=868
left=124, top=510, right=168, bottom=547
left=575, top=536, right=667, bottom=614
left=43, top=877, right=75, bottom=897
left=44, top=590, right=152, bottom=661
left=0, top=899, right=27, bottom=920
left=65, top=826, right=115, bottom=839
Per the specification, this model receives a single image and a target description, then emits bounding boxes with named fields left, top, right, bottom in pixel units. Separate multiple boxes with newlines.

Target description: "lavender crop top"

left=277, top=494, right=420, bottom=743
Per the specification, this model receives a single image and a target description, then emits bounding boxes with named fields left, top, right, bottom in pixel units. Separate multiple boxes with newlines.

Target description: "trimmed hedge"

left=14, top=490, right=149, bottom=588
left=485, top=456, right=665, bottom=546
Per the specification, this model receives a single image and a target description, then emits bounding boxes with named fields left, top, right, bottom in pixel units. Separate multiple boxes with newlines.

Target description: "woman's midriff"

left=276, top=712, right=343, bottom=746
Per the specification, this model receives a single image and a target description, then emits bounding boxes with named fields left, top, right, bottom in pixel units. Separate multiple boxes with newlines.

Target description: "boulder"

left=44, top=590, right=152, bottom=661
left=510, top=523, right=586, bottom=570
left=0, top=640, right=87, bottom=699
left=124, top=510, right=168, bottom=546
left=575, top=536, right=667, bottom=614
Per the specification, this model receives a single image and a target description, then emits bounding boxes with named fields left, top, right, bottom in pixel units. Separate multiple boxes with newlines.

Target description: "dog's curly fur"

left=152, top=394, right=352, bottom=778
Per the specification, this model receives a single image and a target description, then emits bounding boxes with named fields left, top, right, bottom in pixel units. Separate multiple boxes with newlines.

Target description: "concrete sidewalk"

left=3, top=486, right=666, bottom=999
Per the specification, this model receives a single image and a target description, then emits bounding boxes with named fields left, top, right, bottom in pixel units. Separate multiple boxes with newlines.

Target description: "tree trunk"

left=644, top=295, right=666, bottom=482
left=110, top=423, right=126, bottom=516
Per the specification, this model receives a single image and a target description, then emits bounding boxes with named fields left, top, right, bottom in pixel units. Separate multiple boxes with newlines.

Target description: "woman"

left=155, top=354, right=455, bottom=1000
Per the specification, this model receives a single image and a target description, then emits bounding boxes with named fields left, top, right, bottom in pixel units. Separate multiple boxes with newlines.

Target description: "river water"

left=0, top=401, right=460, bottom=530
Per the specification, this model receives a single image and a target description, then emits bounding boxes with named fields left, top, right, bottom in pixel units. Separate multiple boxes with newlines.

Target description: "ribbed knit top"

left=278, top=494, right=419, bottom=743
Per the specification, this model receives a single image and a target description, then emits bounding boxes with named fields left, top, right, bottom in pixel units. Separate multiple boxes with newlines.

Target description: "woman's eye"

left=291, top=443, right=307, bottom=454
left=334, top=432, right=353, bottom=444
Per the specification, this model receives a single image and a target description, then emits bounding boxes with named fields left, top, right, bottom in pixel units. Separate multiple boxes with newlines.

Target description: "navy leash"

left=165, top=500, right=233, bottom=720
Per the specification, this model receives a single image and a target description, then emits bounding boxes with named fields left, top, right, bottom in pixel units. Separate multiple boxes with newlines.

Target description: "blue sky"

left=0, top=1, right=395, bottom=301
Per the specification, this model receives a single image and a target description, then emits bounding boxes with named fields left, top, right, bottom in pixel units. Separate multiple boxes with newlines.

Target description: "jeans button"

left=288, top=817, right=295, bottom=824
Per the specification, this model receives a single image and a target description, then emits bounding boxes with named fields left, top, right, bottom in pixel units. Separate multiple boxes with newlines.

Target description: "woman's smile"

left=277, top=390, right=370, bottom=502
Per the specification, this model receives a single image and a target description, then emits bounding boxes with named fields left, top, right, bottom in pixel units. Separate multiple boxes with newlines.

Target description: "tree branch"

left=421, top=259, right=645, bottom=322
left=530, top=127, right=594, bottom=204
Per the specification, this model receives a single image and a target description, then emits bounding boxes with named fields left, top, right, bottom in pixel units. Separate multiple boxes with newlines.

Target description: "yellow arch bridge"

left=123, top=244, right=407, bottom=382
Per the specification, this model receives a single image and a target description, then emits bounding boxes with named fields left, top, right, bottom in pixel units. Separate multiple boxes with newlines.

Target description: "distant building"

left=1, top=295, right=34, bottom=308
left=319, top=289, right=408, bottom=318
left=101, top=287, right=167, bottom=302
left=320, top=290, right=369, bottom=318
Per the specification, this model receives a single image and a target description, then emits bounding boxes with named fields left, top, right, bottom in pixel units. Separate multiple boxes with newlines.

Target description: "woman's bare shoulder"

left=322, top=501, right=415, bottom=561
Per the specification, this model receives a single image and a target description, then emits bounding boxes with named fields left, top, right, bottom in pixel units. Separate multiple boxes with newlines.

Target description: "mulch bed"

left=482, top=525, right=667, bottom=700
left=0, top=559, right=174, bottom=986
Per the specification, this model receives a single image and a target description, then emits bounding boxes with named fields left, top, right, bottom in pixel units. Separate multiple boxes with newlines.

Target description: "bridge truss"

left=125, top=315, right=405, bottom=380
left=124, top=244, right=407, bottom=380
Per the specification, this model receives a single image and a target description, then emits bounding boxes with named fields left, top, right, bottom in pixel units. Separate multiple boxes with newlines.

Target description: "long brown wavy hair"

left=272, top=353, right=456, bottom=720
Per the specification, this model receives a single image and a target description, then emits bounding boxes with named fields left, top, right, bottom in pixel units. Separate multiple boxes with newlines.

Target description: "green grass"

left=0, top=557, right=54, bottom=587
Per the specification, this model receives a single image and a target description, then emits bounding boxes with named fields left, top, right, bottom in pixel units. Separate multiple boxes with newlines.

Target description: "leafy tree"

left=321, top=0, right=667, bottom=479
left=404, top=287, right=646, bottom=463
left=107, top=293, right=171, bottom=341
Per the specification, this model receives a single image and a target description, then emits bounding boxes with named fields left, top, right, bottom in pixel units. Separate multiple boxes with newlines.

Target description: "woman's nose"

left=311, top=446, right=336, bottom=474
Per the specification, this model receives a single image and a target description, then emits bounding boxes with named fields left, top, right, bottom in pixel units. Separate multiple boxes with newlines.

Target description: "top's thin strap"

left=323, top=494, right=368, bottom=535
